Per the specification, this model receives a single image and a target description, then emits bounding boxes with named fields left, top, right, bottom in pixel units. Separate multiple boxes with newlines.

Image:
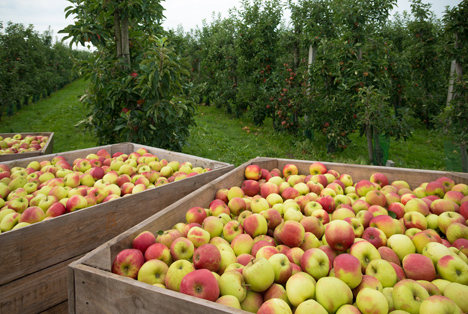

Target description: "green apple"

left=218, top=270, right=247, bottom=302
left=285, top=271, right=316, bottom=307
left=0, top=212, right=21, bottom=231
left=295, top=299, right=328, bottom=314
left=356, top=288, right=388, bottom=314
left=366, top=258, right=398, bottom=288
left=437, top=255, right=468, bottom=285
left=443, top=282, right=468, bottom=312
left=243, top=257, right=275, bottom=292
left=164, top=259, right=195, bottom=292
left=392, top=279, right=429, bottom=314
left=316, top=277, right=353, bottom=313
left=387, top=234, right=416, bottom=261
left=419, top=295, right=463, bottom=314
left=137, top=259, right=168, bottom=285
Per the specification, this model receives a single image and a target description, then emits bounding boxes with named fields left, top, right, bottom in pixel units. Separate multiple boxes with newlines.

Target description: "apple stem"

left=458, top=246, right=464, bottom=254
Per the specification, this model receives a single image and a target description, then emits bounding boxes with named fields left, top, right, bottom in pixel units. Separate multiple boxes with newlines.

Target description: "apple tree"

left=60, top=0, right=195, bottom=151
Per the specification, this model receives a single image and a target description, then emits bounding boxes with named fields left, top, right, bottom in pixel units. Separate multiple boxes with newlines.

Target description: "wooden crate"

left=0, top=143, right=234, bottom=314
left=67, top=157, right=468, bottom=314
left=0, top=132, right=54, bottom=162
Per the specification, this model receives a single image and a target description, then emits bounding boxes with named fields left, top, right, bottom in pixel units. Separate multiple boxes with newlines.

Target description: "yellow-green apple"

left=316, top=276, right=353, bottom=313
left=165, top=259, right=195, bottom=292
left=443, top=282, right=468, bottom=312
left=137, top=259, right=168, bottom=285
left=217, top=246, right=238, bottom=275
left=250, top=197, right=269, bottom=214
left=425, top=181, right=445, bottom=198
left=179, top=268, right=219, bottom=302
left=300, top=248, right=329, bottom=280
left=209, top=199, right=230, bottom=216
left=438, top=212, right=465, bottom=235
left=444, top=190, right=464, bottom=206
left=402, top=253, right=436, bottom=281
left=66, top=194, right=87, bottom=212
left=356, top=288, right=388, bottom=314
left=120, top=182, right=134, bottom=195
left=300, top=216, right=323, bottom=238
left=48, top=186, right=68, bottom=200
left=366, top=189, right=387, bottom=207
left=218, top=270, right=247, bottom=302
left=309, top=162, right=327, bottom=175
left=392, top=279, right=430, bottom=313
left=221, top=220, right=242, bottom=243
left=282, top=163, right=298, bottom=177
left=18, top=206, right=44, bottom=224
left=362, top=227, right=387, bottom=249
left=419, top=295, right=463, bottom=314
left=338, top=174, right=353, bottom=188
left=368, top=205, right=388, bottom=217
left=283, top=247, right=303, bottom=267
left=435, top=176, right=455, bottom=191
left=392, top=180, right=411, bottom=190
left=405, top=198, right=430, bottom=216
left=145, top=243, right=172, bottom=265
left=155, top=229, right=182, bottom=248
left=355, top=180, right=377, bottom=197
left=356, top=210, right=374, bottom=229
left=437, top=255, right=468, bottom=284
left=333, top=253, right=362, bottom=289
left=243, top=257, right=275, bottom=292
left=8, top=196, right=28, bottom=213
left=103, top=183, right=121, bottom=196
left=446, top=223, right=468, bottom=243
left=344, top=217, right=364, bottom=238
left=416, top=280, right=440, bottom=296
left=38, top=195, right=58, bottom=212
left=453, top=183, right=468, bottom=196
left=352, top=199, right=370, bottom=214
left=401, top=193, right=417, bottom=205
left=370, top=215, right=397, bottom=238
left=187, top=226, right=210, bottom=248
left=243, top=213, right=268, bottom=238
left=257, top=298, right=292, bottom=314
left=8, top=176, right=28, bottom=191
left=227, top=186, right=245, bottom=201
left=286, top=271, right=317, bottom=308
left=349, top=240, right=382, bottom=272
left=268, top=253, right=292, bottom=284
left=215, top=295, right=242, bottom=309
left=230, top=233, right=253, bottom=257
left=422, top=242, right=452, bottom=266
left=265, top=193, right=283, bottom=208
left=243, top=164, right=261, bottom=181
left=111, top=248, right=145, bottom=279
left=386, top=193, right=402, bottom=207
left=202, top=216, right=223, bottom=239
left=75, top=159, right=92, bottom=173
left=240, top=290, right=263, bottom=313
left=217, top=213, right=231, bottom=225
left=387, top=234, right=416, bottom=261
left=366, top=258, right=398, bottom=287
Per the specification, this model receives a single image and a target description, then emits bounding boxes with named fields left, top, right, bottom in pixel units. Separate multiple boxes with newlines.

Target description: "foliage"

left=0, top=22, right=85, bottom=120
left=60, top=0, right=195, bottom=151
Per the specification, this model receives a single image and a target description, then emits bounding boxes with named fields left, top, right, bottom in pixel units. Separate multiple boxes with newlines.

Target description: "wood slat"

left=0, top=132, right=54, bottom=162
left=39, top=301, right=68, bottom=314
left=0, top=255, right=81, bottom=314
left=68, top=157, right=468, bottom=313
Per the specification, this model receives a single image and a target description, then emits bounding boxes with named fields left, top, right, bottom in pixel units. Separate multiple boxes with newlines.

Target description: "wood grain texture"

left=69, top=157, right=468, bottom=313
left=0, top=132, right=54, bottom=162
left=39, top=301, right=68, bottom=314
left=0, top=143, right=232, bottom=286
left=72, top=264, right=244, bottom=314
left=0, top=255, right=80, bottom=314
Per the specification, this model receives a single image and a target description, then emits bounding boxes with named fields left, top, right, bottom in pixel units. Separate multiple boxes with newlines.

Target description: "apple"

left=315, top=276, right=353, bottom=313
left=366, top=258, right=398, bottom=288
left=356, top=288, right=388, bottom=314
left=402, top=253, right=436, bottom=281
left=230, top=233, right=254, bottom=256
left=309, top=162, right=327, bottom=175
left=179, top=269, right=219, bottom=302
left=66, top=194, right=88, bottom=212
left=245, top=164, right=262, bottom=180
left=324, top=220, right=355, bottom=252
left=437, top=255, right=468, bottom=284
left=218, top=270, right=247, bottom=302
left=137, top=259, right=168, bottom=285
left=443, top=282, right=468, bottom=313
left=366, top=190, right=387, bottom=206
left=285, top=271, right=317, bottom=308
left=240, top=290, right=263, bottom=313
left=283, top=164, right=299, bottom=177
left=165, top=259, right=195, bottom=292
left=378, top=246, right=401, bottom=265
left=438, top=212, right=466, bottom=234
left=257, top=298, right=292, bottom=314
left=243, top=257, right=275, bottom=292
left=111, top=248, right=145, bottom=279
left=333, top=253, right=362, bottom=289
left=250, top=197, right=269, bottom=214
left=241, top=179, right=260, bottom=197
left=243, top=213, right=268, bottom=238
left=370, top=172, right=389, bottom=187
left=132, top=231, right=156, bottom=254
left=387, top=234, right=416, bottom=261
left=18, top=206, right=45, bottom=224
left=392, top=279, right=430, bottom=313
left=349, top=240, right=381, bottom=272
left=355, top=180, right=377, bottom=197
left=422, top=242, right=452, bottom=267
left=268, top=253, right=293, bottom=284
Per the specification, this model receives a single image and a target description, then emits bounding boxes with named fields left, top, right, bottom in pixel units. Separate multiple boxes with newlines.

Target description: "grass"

left=0, top=78, right=97, bottom=153
left=182, top=105, right=451, bottom=169
left=0, top=78, right=459, bottom=171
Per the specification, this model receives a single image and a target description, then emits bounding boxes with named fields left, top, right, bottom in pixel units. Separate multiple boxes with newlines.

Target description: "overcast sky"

left=0, top=0, right=461, bottom=48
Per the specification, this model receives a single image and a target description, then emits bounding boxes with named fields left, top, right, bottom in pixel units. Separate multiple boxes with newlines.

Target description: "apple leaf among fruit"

left=112, top=162, right=468, bottom=313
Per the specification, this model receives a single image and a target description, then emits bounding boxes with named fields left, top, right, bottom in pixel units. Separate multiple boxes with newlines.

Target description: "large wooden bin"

left=67, top=157, right=468, bottom=314
left=0, top=143, right=233, bottom=314
left=0, top=132, right=54, bottom=162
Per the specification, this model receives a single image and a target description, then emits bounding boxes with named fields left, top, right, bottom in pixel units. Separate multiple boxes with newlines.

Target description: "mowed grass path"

left=0, top=78, right=454, bottom=171
left=0, top=78, right=97, bottom=153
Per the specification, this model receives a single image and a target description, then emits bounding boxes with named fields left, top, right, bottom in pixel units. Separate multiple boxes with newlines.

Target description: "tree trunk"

left=114, top=11, right=122, bottom=58
left=373, top=127, right=383, bottom=166
left=366, top=124, right=374, bottom=164
left=121, top=17, right=131, bottom=68
left=462, top=144, right=468, bottom=173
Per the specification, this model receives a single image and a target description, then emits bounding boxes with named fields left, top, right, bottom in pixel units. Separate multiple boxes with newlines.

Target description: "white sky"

left=0, top=0, right=461, bottom=49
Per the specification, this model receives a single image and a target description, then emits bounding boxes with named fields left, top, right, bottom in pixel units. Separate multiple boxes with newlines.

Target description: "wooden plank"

left=0, top=255, right=81, bottom=314
left=68, top=157, right=468, bottom=313
left=0, top=132, right=54, bottom=162
left=39, top=301, right=68, bottom=314
left=72, top=264, right=244, bottom=314
left=0, top=143, right=233, bottom=286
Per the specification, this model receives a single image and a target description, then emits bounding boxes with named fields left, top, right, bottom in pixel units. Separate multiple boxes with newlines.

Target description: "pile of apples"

left=0, top=147, right=211, bottom=233
left=0, top=134, right=50, bottom=155
left=112, top=162, right=468, bottom=314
